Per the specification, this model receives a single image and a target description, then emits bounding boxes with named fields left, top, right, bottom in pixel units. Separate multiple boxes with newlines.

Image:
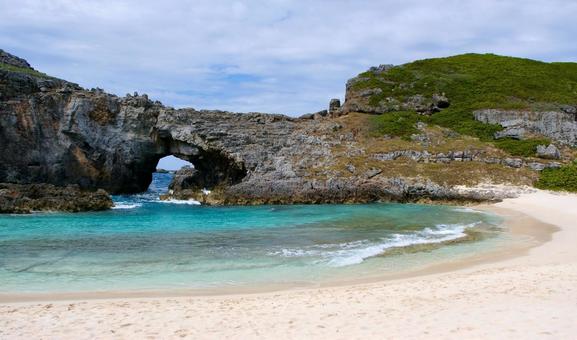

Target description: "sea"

left=0, top=173, right=508, bottom=293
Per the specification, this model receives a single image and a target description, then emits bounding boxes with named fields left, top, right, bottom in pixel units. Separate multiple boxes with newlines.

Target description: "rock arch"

left=152, top=131, right=247, bottom=196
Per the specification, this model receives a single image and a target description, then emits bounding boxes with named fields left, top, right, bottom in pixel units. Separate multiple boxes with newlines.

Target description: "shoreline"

left=0, top=202, right=555, bottom=304
left=1, top=190, right=576, bottom=338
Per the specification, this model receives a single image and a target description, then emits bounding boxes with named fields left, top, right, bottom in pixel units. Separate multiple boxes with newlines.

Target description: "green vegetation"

left=536, top=161, right=577, bottom=192
left=0, top=62, right=53, bottom=79
left=355, top=53, right=577, bottom=117
left=356, top=53, right=577, bottom=154
left=370, top=111, right=419, bottom=140
left=493, top=137, right=550, bottom=157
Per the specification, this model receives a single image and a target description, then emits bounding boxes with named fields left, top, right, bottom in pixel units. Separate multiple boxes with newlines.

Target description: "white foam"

left=453, top=207, right=490, bottom=215
left=272, top=222, right=480, bottom=267
left=112, top=203, right=142, bottom=210
left=277, top=249, right=308, bottom=257
left=330, top=223, right=479, bottom=267
left=158, top=199, right=201, bottom=205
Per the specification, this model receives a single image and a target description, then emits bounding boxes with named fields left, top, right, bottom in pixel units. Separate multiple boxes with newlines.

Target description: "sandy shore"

left=1, top=190, right=577, bottom=339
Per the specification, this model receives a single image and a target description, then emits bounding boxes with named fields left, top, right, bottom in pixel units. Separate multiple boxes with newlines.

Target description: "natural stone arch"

left=149, top=130, right=247, bottom=198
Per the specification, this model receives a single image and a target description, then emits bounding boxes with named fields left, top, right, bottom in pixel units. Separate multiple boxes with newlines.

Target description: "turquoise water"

left=0, top=173, right=505, bottom=293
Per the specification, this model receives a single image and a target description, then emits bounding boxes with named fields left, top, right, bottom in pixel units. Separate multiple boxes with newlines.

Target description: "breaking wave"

left=272, top=222, right=479, bottom=267
left=157, top=199, right=201, bottom=205
left=112, top=203, right=142, bottom=210
left=452, top=207, right=488, bottom=214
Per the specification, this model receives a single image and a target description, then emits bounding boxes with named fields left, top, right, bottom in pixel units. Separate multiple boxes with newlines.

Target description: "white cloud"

left=0, top=0, right=575, bottom=115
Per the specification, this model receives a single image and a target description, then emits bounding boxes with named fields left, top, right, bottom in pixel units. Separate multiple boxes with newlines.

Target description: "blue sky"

left=1, top=0, right=576, bottom=169
left=157, top=156, right=191, bottom=171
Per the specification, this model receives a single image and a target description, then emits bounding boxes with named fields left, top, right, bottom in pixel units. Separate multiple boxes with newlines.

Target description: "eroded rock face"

left=0, top=50, right=571, bottom=206
left=1, top=51, right=321, bottom=198
left=474, top=109, right=577, bottom=146
left=0, top=70, right=165, bottom=193
left=0, top=183, right=112, bottom=213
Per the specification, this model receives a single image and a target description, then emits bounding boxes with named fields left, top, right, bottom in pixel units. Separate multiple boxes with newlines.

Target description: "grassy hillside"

left=342, top=54, right=577, bottom=192
left=536, top=161, right=577, bottom=192
left=0, top=62, right=53, bottom=79
left=353, top=53, right=577, bottom=140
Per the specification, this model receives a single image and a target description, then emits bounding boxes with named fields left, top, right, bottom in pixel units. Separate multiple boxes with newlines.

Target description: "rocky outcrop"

left=474, top=109, right=577, bottom=146
left=1, top=51, right=336, bottom=199
left=219, top=177, right=510, bottom=205
left=371, top=150, right=560, bottom=171
left=341, top=88, right=451, bottom=116
left=536, top=144, right=561, bottom=160
left=0, top=49, right=32, bottom=69
left=0, top=183, right=112, bottom=213
left=339, top=64, right=451, bottom=116
left=0, top=71, right=165, bottom=193
left=329, top=98, right=341, bottom=117
left=1, top=50, right=573, bottom=208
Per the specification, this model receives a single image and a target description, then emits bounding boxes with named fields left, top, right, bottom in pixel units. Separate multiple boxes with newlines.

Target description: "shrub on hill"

left=493, top=138, right=551, bottom=157
left=536, top=161, right=577, bottom=192
left=357, top=53, right=577, bottom=154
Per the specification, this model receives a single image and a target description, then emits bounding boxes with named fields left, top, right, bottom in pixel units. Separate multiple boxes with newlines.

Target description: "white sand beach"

left=1, top=190, right=577, bottom=339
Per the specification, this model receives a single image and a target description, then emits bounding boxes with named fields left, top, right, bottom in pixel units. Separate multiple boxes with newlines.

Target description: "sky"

left=1, top=0, right=576, bottom=169
left=157, top=155, right=191, bottom=171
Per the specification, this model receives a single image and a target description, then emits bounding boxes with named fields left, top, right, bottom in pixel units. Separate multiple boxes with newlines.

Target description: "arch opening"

left=144, top=155, right=194, bottom=196
left=141, top=136, right=248, bottom=201
left=156, top=155, right=193, bottom=172
left=165, top=148, right=248, bottom=200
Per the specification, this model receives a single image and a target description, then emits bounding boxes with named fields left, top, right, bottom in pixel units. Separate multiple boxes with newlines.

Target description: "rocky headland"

left=1, top=50, right=576, bottom=212
left=0, top=183, right=112, bottom=213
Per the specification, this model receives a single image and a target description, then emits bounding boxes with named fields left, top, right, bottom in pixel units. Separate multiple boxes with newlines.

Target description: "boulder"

left=527, top=162, right=546, bottom=171
left=503, top=158, right=523, bottom=168
left=345, top=164, right=356, bottom=174
left=368, top=64, right=394, bottom=75
left=365, top=168, right=382, bottom=179
left=536, top=144, right=561, bottom=160
left=329, top=99, right=341, bottom=117
left=168, top=166, right=200, bottom=192
left=314, top=110, right=329, bottom=119
left=405, top=94, right=450, bottom=115
left=432, top=93, right=450, bottom=109
left=560, top=105, right=577, bottom=115
left=494, top=127, right=526, bottom=140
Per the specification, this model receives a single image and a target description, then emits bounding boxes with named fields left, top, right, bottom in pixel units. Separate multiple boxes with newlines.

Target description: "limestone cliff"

left=1, top=50, right=575, bottom=208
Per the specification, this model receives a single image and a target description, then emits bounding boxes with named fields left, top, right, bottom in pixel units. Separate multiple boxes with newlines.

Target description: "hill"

left=331, top=54, right=577, bottom=192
